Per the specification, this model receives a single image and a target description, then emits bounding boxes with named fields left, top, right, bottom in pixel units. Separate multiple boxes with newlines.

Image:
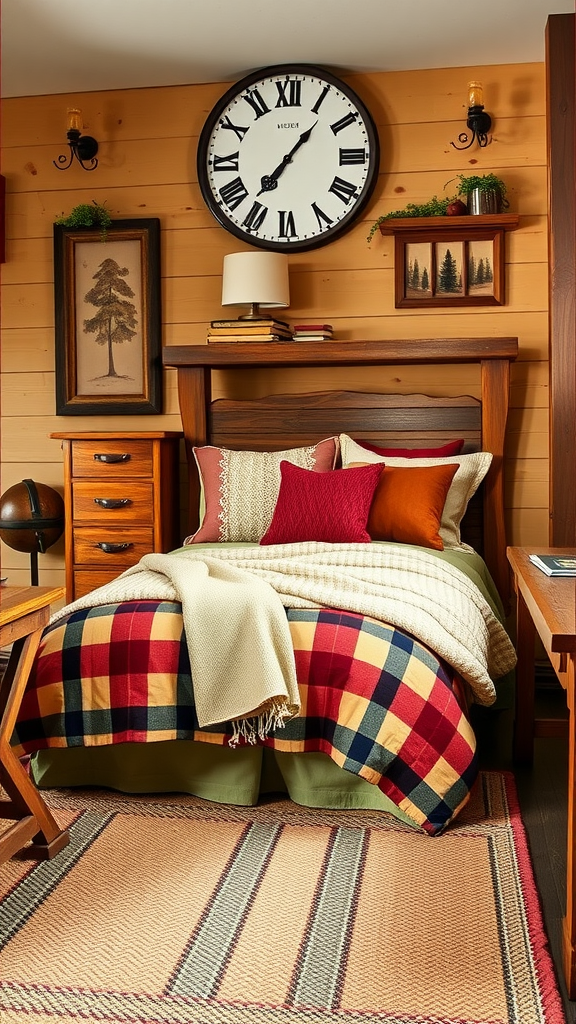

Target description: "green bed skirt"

left=31, top=743, right=416, bottom=827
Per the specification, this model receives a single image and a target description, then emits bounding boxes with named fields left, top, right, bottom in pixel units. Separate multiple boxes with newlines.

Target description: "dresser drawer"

left=73, top=569, right=125, bottom=600
left=72, top=439, right=154, bottom=478
left=74, top=528, right=154, bottom=567
left=72, top=481, right=154, bottom=523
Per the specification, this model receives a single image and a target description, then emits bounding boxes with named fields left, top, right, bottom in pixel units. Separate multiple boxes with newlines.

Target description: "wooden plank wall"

left=0, top=63, right=548, bottom=587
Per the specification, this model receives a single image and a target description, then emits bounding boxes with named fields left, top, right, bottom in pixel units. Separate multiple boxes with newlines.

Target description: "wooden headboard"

left=163, top=338, right=518, bottom=603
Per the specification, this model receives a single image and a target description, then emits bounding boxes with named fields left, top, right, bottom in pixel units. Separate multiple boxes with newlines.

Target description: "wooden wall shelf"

left=378, top=214, right=520, bottom=309
left=378, top=213, right=520, bottom=235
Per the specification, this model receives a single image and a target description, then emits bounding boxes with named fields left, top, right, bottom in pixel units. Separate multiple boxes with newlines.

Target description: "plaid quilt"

left=13, top=601, right=478, bottom=835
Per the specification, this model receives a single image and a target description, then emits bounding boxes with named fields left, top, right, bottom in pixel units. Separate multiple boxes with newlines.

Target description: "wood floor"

left=474, top=684, right=574, bottom=1021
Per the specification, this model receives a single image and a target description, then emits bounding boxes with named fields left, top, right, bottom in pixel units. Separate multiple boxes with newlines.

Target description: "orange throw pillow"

left=366, top=463, right=459, bottom=549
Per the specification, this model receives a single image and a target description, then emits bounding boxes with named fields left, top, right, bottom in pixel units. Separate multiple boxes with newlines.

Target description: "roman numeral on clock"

left=311, top=202, right=334, bottom=229
left=219, top=176, right=249, bottom=210
left=219, top=116, right=249, bottom=142
left=339, top=148, right=366, bottom=165
left=311, top=84, right=330, bottom=114
left=244, top=89, right=270, bottom=119
left=242, top=202, right=268, bottom=232
left=330, top=111, right=359, bottom=135
left=275, top=80, right=302, bottom=107
left=212, top=152, right=240, bottom=172
left=329, top=176, right=360, bottom=204
left=279, top=210, right=297, bottom=237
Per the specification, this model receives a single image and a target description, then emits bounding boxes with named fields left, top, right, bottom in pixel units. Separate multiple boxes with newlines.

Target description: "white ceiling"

left=1, top=0, right=574, bottom=99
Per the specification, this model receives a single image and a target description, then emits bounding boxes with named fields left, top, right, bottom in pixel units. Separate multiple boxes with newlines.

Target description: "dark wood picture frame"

left=378, top=214, right=519, bottom=310
left=395, top=227, right=503, bottom=308
left=54, top=218, right=162, bottom=415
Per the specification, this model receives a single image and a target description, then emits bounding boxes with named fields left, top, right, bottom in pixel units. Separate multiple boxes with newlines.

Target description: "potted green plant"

left=54, top=200, right=112, bottom=239
left=451, top=173, right=509, bottom=214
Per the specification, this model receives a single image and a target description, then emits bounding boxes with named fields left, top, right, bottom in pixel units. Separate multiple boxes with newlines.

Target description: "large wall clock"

left=196, top=64, right=380, bottom=252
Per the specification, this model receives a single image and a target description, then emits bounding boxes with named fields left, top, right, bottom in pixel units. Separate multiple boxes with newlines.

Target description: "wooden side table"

left=0, top=585, right=70, bottom=861
left=507, top=546, right=576, bottom=997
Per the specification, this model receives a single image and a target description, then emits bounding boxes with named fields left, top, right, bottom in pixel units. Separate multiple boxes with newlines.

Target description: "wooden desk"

left=0, top=585, right=70, bottom=861
left=507, top=546, right=576, bottom=996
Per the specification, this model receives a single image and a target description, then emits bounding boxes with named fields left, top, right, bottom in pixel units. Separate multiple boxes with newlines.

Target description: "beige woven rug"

left=0, top=772, right=565, bottom=1023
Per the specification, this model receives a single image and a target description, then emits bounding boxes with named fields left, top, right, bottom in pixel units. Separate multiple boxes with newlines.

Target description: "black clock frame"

left=196, top=63, right=381, bottom=253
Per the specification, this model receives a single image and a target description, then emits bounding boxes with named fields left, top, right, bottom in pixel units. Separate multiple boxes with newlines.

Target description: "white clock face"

left=197, top=65, right=380, bottom=252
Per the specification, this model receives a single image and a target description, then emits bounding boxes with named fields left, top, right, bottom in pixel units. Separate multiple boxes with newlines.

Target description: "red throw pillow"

left=366, top=463, right=459, bottom=549
left=260, top=461, right=384, bottom=545
left=356, top=439, right=464, bottom=458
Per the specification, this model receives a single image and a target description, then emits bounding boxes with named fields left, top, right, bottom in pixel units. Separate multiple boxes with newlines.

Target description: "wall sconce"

left=450, top=82, right=492, bottom=151
left=221, top=251, right=290, bottom=320
left=53, top=108, right=99, bottom=171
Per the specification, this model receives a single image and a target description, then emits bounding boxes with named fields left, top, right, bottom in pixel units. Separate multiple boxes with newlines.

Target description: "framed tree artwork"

left=377, top=213, right=519, bottom=309
left=54, top=219, right=162, bottom=415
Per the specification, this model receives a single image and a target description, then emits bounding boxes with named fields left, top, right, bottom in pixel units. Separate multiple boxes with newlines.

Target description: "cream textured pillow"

left=185, top=437, right=339, bottom=543
left=339, top=434, right=492, bottom=551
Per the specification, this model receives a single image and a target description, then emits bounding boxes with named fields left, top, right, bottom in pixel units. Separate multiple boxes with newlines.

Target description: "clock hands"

left=257, top=121, right=318, bottom=195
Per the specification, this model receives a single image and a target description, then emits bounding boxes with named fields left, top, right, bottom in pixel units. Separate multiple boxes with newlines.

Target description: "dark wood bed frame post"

left=164, top=338, right=518, bottom=602
left=481, top=357, right=510, bottom=609
left=176, top=366, right=212, bottom=535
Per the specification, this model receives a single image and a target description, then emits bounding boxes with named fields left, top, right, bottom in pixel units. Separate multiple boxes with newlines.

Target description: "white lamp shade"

left=221, top=252, right=290, bottom=309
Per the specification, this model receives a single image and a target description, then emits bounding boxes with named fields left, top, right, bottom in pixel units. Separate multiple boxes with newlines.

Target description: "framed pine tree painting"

left=377, top=216, right=517, bottom=309
left=54, top=219, right=162, bottom=415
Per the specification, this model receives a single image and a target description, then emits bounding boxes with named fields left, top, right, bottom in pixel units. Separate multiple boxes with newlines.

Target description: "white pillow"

left=339, top=434, right=492, bottom=551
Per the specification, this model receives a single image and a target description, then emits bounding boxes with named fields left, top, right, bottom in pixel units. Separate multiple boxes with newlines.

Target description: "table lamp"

left=221, top=252, right=290, bottom=320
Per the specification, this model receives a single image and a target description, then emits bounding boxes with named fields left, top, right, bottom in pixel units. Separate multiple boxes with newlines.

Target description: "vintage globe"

left=0, top=479, right=64, bottom=553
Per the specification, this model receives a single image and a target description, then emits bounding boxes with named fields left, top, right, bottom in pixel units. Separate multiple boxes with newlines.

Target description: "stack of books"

left=292, top=323, right=333, bottom=341
left=207, top=318, right=294, bottom=343
left=529, top=553, right=576, bottom=576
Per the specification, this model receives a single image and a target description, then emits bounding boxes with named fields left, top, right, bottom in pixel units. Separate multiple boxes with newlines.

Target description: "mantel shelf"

left=163, top=338, right=518, bottom=370
left=378, top=213, right=520, bottom=235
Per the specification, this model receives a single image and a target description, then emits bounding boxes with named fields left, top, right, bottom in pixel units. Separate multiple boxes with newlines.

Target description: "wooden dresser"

left=51, top=431, right=182, bottom=602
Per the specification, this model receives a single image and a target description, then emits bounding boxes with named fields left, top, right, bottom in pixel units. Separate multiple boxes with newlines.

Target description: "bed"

left=13, top=338, right=518, bottom=835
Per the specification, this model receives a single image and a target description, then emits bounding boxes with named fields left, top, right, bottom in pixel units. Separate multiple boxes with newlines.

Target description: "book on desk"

left=529, top=553, right=576, bottom=576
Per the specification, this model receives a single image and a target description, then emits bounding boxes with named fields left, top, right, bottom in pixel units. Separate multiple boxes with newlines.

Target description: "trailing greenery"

left=367, top=171, right=510, bottom=241
left=367, top=195, right=456, bottom=242
left=54, top=200, right=112, bottom=238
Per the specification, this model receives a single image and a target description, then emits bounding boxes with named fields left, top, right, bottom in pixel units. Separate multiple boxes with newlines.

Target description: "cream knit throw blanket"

left=51, top=542, right=517, bottom=732
left=51, top=553, right=300, bottom=744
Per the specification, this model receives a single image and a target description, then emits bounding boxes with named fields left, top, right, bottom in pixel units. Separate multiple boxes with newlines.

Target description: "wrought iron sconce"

left=53, top=108, right=99, bottom=171
left=450, top=82, right=492, bottom=151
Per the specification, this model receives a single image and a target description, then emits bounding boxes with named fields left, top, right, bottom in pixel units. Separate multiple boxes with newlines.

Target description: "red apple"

left=446, top=200, right=467, bottom=216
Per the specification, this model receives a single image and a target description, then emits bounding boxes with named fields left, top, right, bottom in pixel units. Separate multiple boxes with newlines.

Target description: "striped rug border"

left=0, top=772, right=566, bottom=1024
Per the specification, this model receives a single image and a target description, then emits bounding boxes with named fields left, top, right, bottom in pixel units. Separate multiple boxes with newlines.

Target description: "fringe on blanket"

left=230, top=700, right=295, bottom=747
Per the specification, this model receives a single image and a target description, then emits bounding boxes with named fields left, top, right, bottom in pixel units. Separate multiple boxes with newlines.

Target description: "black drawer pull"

left=96, top=542, right=133, bottom=553
left=93, top=498, right=132, bottom=509
left=93, top=453, right=131, bottom=464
